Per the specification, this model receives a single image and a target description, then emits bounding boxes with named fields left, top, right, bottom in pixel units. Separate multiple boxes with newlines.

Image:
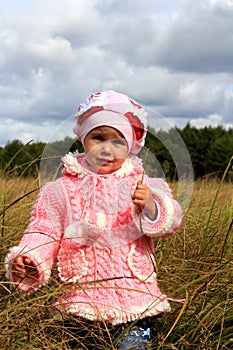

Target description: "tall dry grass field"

left=0, top=173, right=232, bottom=349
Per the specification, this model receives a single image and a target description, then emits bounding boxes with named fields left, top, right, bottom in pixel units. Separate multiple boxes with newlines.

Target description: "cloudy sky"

left=0, top=0, right=233, bottom=146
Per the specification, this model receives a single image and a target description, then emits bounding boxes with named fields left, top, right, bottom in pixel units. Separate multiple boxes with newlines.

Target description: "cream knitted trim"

left=127, top=243, right=157, bottom=282
left=62, top=152, right=134, bottom=178
left=57, top=248, right=89, bottom=283
left=55, top=297, right=171, bottom=325
left=133, top=188, right=175, bottom=237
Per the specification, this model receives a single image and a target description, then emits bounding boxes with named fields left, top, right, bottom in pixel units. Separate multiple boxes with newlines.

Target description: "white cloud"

left=190, top=114, right=223, bottom=129
left=0, top=117, right=75, bottom=147
left=208, top=0, right=233, bottom=9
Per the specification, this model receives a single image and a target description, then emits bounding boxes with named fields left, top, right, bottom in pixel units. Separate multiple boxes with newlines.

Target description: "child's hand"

left=12, top=256, right=39, bottom=280
left=132, top=180, right=157, bottom=220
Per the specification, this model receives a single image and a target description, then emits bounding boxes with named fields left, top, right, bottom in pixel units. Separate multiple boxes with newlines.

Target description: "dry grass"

left=0, top=170, right=233, bottom=349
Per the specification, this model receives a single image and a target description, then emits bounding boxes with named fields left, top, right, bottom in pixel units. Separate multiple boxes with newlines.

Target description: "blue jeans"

left=116, top=318, right=151, bottom=349
left=48, top=316, right=152, bottom=349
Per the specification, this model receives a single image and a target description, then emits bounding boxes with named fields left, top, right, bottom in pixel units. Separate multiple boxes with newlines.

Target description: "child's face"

left=84, top=126, right=129, bottom=174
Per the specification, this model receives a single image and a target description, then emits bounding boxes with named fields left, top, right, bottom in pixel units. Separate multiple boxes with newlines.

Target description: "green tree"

left=207, top=132, right=233, bottom=177
left=0, top=125, right=232, bottom=179
left=0, top=139, right=24, bottom=175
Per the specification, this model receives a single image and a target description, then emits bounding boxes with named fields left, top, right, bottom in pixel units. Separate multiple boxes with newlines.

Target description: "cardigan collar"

left=62, top=152, right=142, bottom=179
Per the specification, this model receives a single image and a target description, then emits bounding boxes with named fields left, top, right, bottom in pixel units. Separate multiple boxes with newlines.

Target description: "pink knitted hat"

left=73, top=90, right=147, bottom=154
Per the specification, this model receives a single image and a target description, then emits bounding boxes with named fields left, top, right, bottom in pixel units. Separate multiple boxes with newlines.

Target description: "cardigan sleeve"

left=133, top=177, right=183, bottom=238
left=5, top=179, right=66, bottom=292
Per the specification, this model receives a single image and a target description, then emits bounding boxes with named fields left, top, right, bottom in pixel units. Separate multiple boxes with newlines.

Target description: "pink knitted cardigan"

left=5, top=153, right=182, bottom=325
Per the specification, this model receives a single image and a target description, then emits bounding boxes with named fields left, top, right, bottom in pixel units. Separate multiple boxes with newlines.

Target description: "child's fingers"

left=14, top=256, right=25, bottom=270
left=135, top=184, right=148, bottom=193
left=13, top=256, right=38, bottom=277
left=24, top=257, right=33, bottom=266
left=132, top=187, right=149, bottom=207
left=133, top=190, right=146, bottom=200
left=13, top=261, right=27, bottom=277
left=23, top=257, right=38, bottom=275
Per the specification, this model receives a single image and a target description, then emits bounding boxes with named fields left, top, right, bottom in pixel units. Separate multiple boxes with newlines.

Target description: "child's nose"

left=101, top=141, right=112, bottom=154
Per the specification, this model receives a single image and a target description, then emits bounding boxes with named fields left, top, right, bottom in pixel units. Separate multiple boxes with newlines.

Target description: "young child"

left=5, top=90, right=182, bottom=349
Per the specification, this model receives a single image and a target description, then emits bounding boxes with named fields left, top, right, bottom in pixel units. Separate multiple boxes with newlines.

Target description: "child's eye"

left=93, top=135, right=104, bottom=141
left=113, top=139, right=126, bottom=146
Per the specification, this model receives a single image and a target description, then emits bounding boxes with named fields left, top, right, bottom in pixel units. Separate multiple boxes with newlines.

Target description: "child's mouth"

left=98, top=158, right=113, bottom=166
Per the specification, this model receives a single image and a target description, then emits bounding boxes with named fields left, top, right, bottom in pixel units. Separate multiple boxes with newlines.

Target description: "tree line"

left=0, top=123, right=232, bottom=180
